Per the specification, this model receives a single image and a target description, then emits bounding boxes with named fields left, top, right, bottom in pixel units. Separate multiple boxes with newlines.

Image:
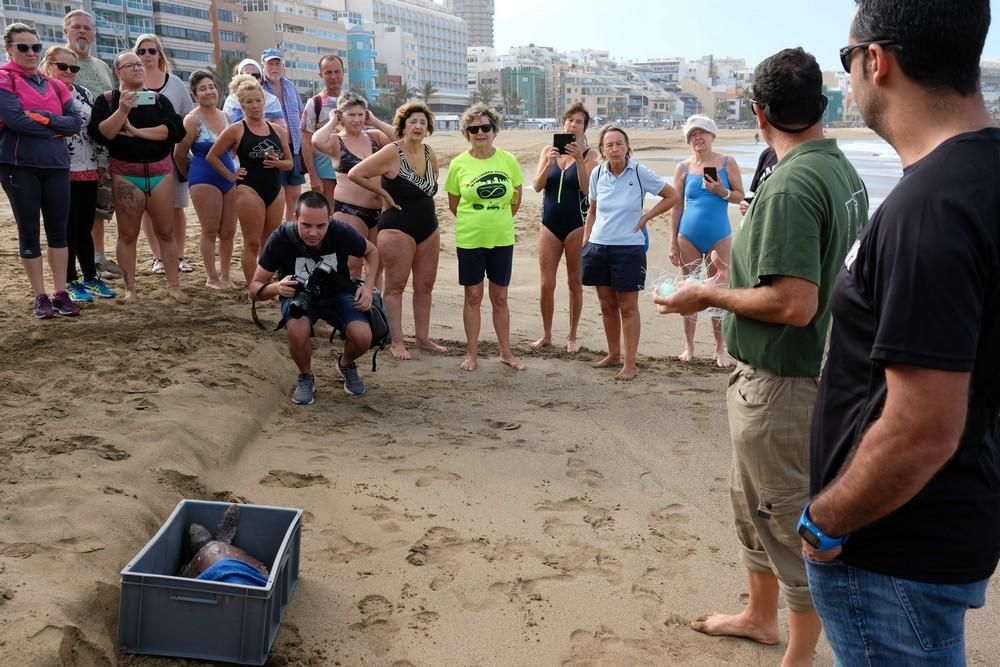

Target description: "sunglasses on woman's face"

left=248, top=72, right=262, bottom=81
left=467, top=123, right=493, bottom=134
left=14, top=43, right=43, bottom=54
left=52, top=62, right=81, bottom=73
left=136, top=47, right=158, bottom=56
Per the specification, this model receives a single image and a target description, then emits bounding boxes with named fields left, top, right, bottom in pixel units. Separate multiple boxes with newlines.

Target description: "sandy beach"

left=1, top=129, right=998, bottom=666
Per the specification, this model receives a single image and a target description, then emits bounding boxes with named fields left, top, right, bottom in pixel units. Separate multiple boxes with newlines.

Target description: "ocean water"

left=640, top=137, right=903, bottom=210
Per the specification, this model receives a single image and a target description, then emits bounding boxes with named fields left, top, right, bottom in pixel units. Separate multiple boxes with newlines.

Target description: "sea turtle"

left=179, top=504, right=269, bottom=578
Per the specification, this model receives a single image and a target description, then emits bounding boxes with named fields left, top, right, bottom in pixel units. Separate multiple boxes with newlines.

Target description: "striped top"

left=396, top=143, right=437, bottom=197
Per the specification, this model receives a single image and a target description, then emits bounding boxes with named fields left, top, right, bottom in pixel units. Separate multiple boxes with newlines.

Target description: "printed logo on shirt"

left=250, top=140, right=281, bottom=160
left=843, top=188, right=866, bottom=243
left=294, top=254, right=338, bottom=283
left=844, top=239, right=860, bottom=271
left=470, top=171, right=510, bottom=200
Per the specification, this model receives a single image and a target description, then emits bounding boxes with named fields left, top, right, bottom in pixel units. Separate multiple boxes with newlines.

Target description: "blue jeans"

left=806, top=559, right=989, bottom=666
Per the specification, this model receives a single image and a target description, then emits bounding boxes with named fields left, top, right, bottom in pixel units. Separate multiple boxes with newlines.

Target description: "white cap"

left=682, top=114, right=718, bottom=140
left=236, top=58, right=262, bottom=75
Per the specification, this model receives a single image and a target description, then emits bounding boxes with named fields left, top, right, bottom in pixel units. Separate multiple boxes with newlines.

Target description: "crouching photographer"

left=250, top=191, right=380, bottom=404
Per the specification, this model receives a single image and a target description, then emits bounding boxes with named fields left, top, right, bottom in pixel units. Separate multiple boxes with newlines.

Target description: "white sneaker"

left=151, top=258, right=165, bottom=274
left=178, top=257, right=194, bottom=273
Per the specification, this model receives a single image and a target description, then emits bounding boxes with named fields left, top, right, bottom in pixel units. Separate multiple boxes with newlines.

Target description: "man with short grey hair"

left=63, top=9, right=120, bottom=279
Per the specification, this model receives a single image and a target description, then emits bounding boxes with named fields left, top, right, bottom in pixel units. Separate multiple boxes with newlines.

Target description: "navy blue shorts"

left=457, top=245, right=514, bottom=287
left=280, top=152, right=306, bottom=187
left=281, top=291, right=368, bottom=331
left=581, top=242, right=646, bottom=292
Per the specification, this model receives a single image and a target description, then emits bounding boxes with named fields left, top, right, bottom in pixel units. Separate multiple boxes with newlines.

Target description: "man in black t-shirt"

left=250, top=191, right=380, bottom=404
left=803, top=2, right=1000, bottom=664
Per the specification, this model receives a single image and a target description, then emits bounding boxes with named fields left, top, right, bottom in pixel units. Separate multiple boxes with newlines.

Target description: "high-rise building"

left=2, top=0, right=84, bottom=51
left=211, top=0, right=245, bottom=65
left=446, top=0, right=492, bottom=48
left=151, top=0, right=216, bottom=77
left=351, top=0, right=468, bottom=112
left=90, top=0, right=156, bottom=61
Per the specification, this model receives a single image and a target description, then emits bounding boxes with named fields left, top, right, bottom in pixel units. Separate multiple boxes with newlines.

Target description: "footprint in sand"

left=647, top=505, right=700, bottom=555
left=566, top=458, right=605, bottom=488
left=542, top=544, right=623, bottom=586
left=319, top=531, right=375, bottom=563
left=486, top=419, right=521, bottom=431
left=392, top=465, right=461, bottom=487
left=639, top=470, right=664, bottom=497
left=259, top=470, right=330, bottom=488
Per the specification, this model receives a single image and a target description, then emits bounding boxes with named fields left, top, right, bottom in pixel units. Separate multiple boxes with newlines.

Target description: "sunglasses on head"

left=14, top=43, right=43, bottom=54
left=52, top=62, right=81, bottom=73
left=136, top=47, right=158, bottom=56
left=467, top=123, right=493, bottom=135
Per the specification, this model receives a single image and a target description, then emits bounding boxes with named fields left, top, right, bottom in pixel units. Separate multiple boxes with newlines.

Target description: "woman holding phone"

left=671, top=114, right=743, bottom=367
left=90, top=50, right=185, bottom=302
left=207, top=74, right=292, bottom=285
left=530, top=102, right=597, bottom=353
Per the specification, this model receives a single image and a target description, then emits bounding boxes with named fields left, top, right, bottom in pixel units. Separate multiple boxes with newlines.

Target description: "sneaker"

left=97, top=257, right=122, bottom=277
left=51, top=291, right=80, bottom=317
left=83, top=278, right=117, bottom=299
left=151, top=257, right=165, bottom=274
left=339, top=357, right=365, bottom=396
left=66, top=281, right=93, bottom=303
left=292, top=373, right=315, bottom=405
left=178, top=256, right=194, bottom=273
left=33, top=294, right=54, bottom=319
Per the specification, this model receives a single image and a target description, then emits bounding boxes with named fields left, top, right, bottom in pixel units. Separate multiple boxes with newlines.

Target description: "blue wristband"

left=797, top=505, right=849, bottom=552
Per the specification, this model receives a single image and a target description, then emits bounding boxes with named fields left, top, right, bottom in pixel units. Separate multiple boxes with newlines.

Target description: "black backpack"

left=251, top=223, right=392, bottom=371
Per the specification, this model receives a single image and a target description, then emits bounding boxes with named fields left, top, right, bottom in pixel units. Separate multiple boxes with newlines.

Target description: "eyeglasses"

left=13, top=43, right=43, bottom=54
left=839, top=40, right=899, bottom=72
left=52, top=62, right=81, bottom=73
left=467, top=123, right=493, bottom=134
left=117, top=62, right=143, bottom=71
left=136, top=47, right=158, bottom=56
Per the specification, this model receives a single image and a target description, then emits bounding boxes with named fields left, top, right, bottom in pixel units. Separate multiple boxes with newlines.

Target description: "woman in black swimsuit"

left=348, top=102, right=447, bottom=361
left=207, top=74, right=291, bottom=285
left=311, top=92, right=390, bottom=280
left=530, top=102, right=597, bottom=353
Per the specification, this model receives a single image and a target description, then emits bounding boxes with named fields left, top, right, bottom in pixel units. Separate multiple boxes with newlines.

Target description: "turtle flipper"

left=215, top=504, right=240, bottom=544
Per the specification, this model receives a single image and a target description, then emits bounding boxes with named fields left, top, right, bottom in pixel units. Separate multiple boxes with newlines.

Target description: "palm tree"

left=392, top=85, right=418, bottom=108
left=210, top=53, right=243, bottom=106
left=420, top=80, right=438, bottom=103
left=471, top=82, right=496, bottom=106
left=502, top=91, right=524, bottom=125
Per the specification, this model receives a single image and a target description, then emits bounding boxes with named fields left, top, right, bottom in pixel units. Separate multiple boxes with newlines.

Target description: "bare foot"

left=566, top=338, right=580, bottom=353
left=529, top=336, right=551, bottom=351
left=121, top=290, right=138, bottom=304
left=167, top=286, right=189, bottom=303
left=690, top=611, right=780, bottom=645
left=500, top=355, right=526, bottom=370
left=205, top=278, right=225, bottom=290
left=460, top=355, right=478, bottom=371
left=415, top=338, right=448, bottom=354
left=678, top=348, right=695, bottom=362
left=715, top=348, right=733, bottom=368
left=390, top=343, right=411, bottom=360
left=219, top=279, right=237, bottom=290
left=591, top=354, right=621, bottom=369
left=615, top=366, right=638, bottom=381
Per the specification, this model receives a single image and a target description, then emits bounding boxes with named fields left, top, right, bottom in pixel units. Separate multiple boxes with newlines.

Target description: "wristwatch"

left=797, top=505, right=849, bottom=551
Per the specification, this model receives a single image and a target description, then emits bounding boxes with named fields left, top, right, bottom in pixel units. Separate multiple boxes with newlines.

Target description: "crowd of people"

left=3, top=1, right=1000, bottom=663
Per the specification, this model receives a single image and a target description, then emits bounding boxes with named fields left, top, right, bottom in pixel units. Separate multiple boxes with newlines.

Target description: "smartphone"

left=135, top=90, right=156, bottom=106
left=703, top=166, right=718, bottom=182
left=553, top=133, right=574, bottom=155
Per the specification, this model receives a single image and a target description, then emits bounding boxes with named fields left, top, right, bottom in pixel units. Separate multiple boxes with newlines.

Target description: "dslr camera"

left=288, top=259, right=337, bottom=319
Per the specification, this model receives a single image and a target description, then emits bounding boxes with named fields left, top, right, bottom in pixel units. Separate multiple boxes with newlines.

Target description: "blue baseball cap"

left=260, top=48, right=283, bottom=62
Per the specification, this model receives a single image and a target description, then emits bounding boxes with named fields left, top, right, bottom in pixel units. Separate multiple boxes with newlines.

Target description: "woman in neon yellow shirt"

left=445, top=104, right=525, bottom=372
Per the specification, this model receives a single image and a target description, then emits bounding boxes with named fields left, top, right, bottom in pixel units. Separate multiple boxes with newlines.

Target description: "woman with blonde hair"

left=207, top=74, right=292, bottom=285
left=133, top=33, right=196, bottom=275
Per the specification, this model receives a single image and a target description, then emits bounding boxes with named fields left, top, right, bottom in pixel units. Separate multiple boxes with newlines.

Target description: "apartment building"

left=211, top=0, right=245, bottom=64
left=446, top=0, right=492, bottom=48
left=2, top=0, right=83, bottom=50
left=152, top=0, right=215, bottom=76
left=90, top=0, right=155, bottom=61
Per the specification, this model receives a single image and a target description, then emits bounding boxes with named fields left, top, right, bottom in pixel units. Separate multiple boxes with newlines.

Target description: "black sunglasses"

left=14, top=43, right=43, bottom=54
left=467, top=123, right=493, bottom=134
left=52, top=62, right=81, bottom=73
left=249, top=72, right=262, bottom=81
left=839, top=40, right=899, bottom=71
left=136, top=47, right=158, bottom=56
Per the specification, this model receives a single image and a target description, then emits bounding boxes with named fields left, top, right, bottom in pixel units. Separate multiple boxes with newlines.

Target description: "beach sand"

left=1, top=129, right=997, bottom=666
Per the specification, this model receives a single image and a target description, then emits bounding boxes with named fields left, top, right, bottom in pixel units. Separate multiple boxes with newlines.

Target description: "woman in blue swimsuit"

left=174, top=70, right=237, bottom=289
left=530, top=102, right=598, bottom=353
left=671, top=115, right=744, bottom=367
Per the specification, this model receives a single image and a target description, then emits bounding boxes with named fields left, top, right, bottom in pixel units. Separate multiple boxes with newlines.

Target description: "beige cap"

left=682, top=114, right=718, bottom=140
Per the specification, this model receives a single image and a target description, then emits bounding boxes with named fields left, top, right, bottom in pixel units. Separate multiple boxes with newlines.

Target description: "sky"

left=493, top=1, right=1000, bottom=73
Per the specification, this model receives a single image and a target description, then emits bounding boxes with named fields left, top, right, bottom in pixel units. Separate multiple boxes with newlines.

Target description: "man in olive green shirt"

left=64, top=9, right=120, bottom=278
left=656, top=47, right=867, bottom=666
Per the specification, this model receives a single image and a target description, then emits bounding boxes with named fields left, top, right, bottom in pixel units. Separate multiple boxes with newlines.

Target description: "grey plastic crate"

left=117, top=500, right=302, bottom=665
